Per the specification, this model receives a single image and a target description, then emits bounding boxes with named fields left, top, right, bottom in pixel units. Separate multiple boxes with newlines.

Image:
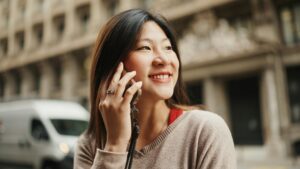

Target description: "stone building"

left=0, top=0, right=299, bottom=168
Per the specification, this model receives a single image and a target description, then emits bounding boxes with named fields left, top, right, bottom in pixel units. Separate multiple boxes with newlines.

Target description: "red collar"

left=168, top=108, right=183, bottom=125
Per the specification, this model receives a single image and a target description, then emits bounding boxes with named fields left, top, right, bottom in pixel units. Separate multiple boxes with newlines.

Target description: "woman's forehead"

left=136, top=21, right=169, bottom=42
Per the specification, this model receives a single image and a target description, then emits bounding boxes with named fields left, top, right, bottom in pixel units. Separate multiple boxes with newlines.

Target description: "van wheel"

left=42, top=162, right=57, bottom=169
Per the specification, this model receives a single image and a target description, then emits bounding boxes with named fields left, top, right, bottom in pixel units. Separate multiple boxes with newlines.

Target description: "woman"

left=74, top=9, right=236, bottom=169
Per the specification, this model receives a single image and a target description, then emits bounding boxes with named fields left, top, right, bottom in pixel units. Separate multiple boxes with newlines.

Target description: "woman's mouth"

left=149, top=72, right=172, bottom=83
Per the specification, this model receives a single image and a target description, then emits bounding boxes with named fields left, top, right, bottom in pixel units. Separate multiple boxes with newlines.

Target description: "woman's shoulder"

left=181, top=108, right=230, bottom=132
left=181, top=109, right=234, bottom=145
left=183, top=107, right=223, bottom=121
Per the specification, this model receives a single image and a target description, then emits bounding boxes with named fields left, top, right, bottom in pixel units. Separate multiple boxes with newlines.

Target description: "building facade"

left=0, top=0, right=299, bottom=168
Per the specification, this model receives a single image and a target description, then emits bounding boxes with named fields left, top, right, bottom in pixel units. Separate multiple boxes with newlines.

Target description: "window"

left=279, top=2, right=300, bottom=46
left=227, top=75, right=263, bottom=145
left=33, top=23, right=43, bottom=46
left=0, top=75, right=4, bottom=98
left=31, top=119, right=49, bottom=141
left=31, top=66, right=41, bottom=94
left=52, top=59, right=61, bottom=91
left=13, top=71, right=21, bottom=95
left=76, top=4, right=90, bottom=34
left=286, top=65, right=300, bottom=123
left=53, top=15, right=65, bottom=41
left=50, top=119, right=88, bottom=136
left=104, top=0, right=118, bottom=16
left=15, top=31, right=25, bottom=51
left=186, top=81, right=203, bottom=105
left=0, top=38, right=8, bottom=56
left=0, top=1, right=9, bottom=29
left=293, top=140, right=300, bottom=156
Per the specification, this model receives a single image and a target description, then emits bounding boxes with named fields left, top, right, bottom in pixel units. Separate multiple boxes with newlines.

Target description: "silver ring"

left=106, top=89, right=115, bottom=95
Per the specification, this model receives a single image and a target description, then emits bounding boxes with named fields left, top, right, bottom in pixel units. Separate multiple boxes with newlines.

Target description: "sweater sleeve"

left=74, top=134, right=128, bottom=169
left=196, top=113, right=237, bottom=169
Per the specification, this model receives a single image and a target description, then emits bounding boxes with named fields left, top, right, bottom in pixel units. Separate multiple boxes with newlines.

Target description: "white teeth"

left=152, top=74, right=169, bottom=79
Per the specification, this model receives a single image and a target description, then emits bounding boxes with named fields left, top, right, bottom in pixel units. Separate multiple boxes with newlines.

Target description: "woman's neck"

left=135, top=97, right=170, bottom=148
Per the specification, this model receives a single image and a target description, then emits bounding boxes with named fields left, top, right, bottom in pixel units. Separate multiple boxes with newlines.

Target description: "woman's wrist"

left=104, top=141, right=129, bottom=152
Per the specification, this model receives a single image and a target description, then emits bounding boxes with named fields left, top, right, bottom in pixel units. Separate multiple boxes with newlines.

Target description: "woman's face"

left=124, top=21, right=179, bottom=101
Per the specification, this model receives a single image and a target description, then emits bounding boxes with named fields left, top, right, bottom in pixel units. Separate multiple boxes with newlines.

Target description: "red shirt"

left=168, top=108, right=183, bottom=125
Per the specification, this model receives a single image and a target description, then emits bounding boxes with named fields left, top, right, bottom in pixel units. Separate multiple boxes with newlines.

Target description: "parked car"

left=0, top=100, right=89, bottom=169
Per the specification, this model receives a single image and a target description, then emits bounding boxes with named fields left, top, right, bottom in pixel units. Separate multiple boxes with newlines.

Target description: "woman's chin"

left=140, top=87, right=174, bottom=101
left=154, top=90, right=174, bottom=100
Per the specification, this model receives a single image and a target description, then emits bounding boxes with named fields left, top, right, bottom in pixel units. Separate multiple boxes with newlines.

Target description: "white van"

left=0, top=100, right=89, bottom=169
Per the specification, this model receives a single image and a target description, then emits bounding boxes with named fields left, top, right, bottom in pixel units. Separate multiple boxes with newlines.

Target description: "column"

left=215, top=81, right=231, bottom=125
left=39, top=61, right=55, bottom=98
left=8, top=0, right=17, bottom=56
left=203, top=77, right=230, bottom=124
left=91, top=0, right=106, bottom=33
left=43, top=0, right=53, bottom=45
left=203, top=77, right=217, bottom=112
left=25, top=0, right=33, bottom=51
left=61, top=55, right=80, bottom=101
left=65, top=0, right=76, bottom=40
left=20, top=67, right=35, bottom=98
left=274, top=53, right=291, bottom=156
left=261, top=66, right=286, bottom=158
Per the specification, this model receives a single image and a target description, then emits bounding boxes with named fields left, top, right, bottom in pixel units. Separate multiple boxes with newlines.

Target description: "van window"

left=31, top=119, right=49, bottom=141
left=50, top=119, right=88, bottom=136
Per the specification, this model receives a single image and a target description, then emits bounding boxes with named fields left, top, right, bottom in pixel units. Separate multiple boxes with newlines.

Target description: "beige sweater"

left=74, top=110, right=237, bottom=169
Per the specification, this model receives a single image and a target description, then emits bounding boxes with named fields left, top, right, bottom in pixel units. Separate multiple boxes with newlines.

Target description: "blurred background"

left=0, top=0, right=299, bottom=169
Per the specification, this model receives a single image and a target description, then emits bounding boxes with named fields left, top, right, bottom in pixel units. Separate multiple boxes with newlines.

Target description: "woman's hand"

left=99, top=62, right=142, bottom=152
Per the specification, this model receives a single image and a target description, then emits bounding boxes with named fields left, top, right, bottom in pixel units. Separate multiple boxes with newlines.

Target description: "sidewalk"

left=238, top=159, right=300, bottom=169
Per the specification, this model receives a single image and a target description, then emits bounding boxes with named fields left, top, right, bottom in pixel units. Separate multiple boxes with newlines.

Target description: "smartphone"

left=122, top=71, right=141, bottom=133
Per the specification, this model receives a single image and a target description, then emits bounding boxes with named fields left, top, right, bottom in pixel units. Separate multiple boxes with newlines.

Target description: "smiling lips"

left=149, top=72, right=172, bottom=83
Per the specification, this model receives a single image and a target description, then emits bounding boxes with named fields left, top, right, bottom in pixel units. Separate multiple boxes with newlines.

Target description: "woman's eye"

left=137, top=46, right=151, bottom=50
left=165, top=45, right=173, bottom=50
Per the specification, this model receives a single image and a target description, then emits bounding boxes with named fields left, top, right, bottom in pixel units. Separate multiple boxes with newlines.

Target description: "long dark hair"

left=88, top=9, right=190, bottom=149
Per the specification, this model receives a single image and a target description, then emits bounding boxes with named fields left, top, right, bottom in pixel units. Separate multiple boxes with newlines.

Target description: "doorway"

left=226, top=75, right=264, bottom=145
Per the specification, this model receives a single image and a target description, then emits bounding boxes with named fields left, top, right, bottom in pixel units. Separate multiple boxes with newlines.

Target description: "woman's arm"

left=74, top=134, right=128, bottom=169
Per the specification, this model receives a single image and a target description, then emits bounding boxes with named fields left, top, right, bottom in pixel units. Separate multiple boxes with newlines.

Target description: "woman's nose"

left=152, top=49, right=170, bottom=66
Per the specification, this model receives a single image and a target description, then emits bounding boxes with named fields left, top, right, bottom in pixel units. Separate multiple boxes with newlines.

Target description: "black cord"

left=124, top=105, right=140, bottom=169
left=125, top=121, right=139, bottom=169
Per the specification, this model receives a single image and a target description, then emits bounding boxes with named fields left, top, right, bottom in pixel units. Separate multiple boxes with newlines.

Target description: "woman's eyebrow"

left=138, top=38, right=170, bottom=43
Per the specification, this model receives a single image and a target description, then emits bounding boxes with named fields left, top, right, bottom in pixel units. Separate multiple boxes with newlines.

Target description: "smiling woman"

left=124, top=21, right=179, bottom=104
left=74, top=9, right=237, bottom=169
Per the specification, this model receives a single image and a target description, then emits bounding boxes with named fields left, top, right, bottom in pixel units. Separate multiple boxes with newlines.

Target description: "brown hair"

left=88, top=9, right=190, bottom=148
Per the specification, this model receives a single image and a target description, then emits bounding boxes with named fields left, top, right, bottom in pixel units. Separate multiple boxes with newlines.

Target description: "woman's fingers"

left=115, top=71, right=136, bottom=97
left=108, top=62, right=124, bottom=90
left=122, top=81, right=142, bottom=105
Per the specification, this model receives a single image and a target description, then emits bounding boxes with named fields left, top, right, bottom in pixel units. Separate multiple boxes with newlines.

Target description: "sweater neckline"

left=134, top=110, right=187, bottom=157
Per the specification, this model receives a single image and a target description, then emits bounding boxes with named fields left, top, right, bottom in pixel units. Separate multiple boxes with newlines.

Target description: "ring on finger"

left=106, top=89, right=115, bottom=95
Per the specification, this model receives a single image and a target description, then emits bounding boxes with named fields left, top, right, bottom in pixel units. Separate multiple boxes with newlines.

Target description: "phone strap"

left=124, top=105, right=139, bottom=169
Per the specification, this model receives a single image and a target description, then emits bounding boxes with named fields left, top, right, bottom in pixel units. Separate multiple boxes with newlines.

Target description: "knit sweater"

left=74, top=110, right=237, bottom=169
